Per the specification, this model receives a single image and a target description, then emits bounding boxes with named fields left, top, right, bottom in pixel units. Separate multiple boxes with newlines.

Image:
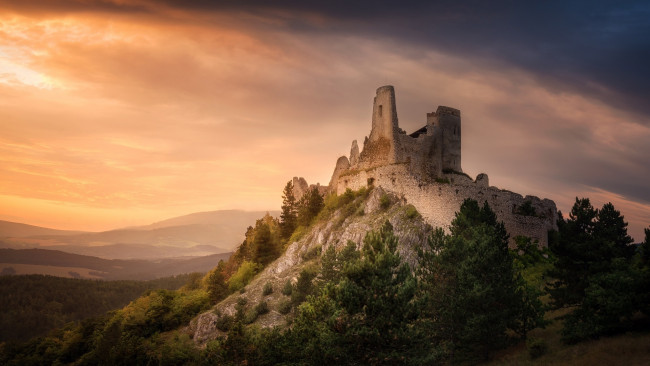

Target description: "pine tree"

left=547, top=197, right=599, bottom=308
left=548, top=198, right=641, bottom=342
left=286, top=222, right=421, bottom=365
left=205, top=261, right=228, bottom=304
left=279, top=180, right=297, bottom=240
left=642, top=227, right=650, bottom=265
left=417, top=199, right=542, bottom=363
left=253, top=222, right=279, bottom=266
left=594, top=202, right=634, bottom=260
left=297, top=187, right=324, bottom=226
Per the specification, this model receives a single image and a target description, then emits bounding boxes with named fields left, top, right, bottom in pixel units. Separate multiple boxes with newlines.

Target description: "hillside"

left=0, top=274, right=196, bottom=342
left=1, top=186, right=648, bottom=365
left=0, top=221, right=86, bottom=238
left=191, top=187, right=430, bottom=342
left=0, top=210, right=279, bottom=259
left=0, top=248, right=232, bottom=280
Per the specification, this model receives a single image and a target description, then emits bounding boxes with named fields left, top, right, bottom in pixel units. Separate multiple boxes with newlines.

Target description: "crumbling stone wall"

left=336, top=164, right=557, bottom=246
left=328, top=85, right=558, bottom=247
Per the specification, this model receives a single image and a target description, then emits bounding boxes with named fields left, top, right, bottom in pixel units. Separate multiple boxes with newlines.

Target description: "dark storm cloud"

left=162, top=0, right=650, bottom=120
left=3, top=0, right=648, bottom=119
left=0, top=0, right=149, bottom=14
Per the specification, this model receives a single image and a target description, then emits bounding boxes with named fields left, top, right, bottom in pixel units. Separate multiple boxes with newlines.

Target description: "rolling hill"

left=0, top=209, right=279, bottom=260
left=0, top=248, right=232, bottom=280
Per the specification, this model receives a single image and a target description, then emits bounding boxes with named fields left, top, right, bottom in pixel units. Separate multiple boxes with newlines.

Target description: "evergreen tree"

left=641, top=226, right=650, bottom=265
left=594, top=202, right=634, bottom=260
left=205, top=261, right=228, bottom=304
left=548, top=198, right=641, bottom=342
left=547, top=198, right=599, bottom=308
left=279, top=180, right=297, bottom=240
left=297, top=187, right=325, bottom=226
left=286, top=222, right=421, bottom=365
left=253, top=222, right=279, bottom=266
left=417, top=199, right=543, bottom=363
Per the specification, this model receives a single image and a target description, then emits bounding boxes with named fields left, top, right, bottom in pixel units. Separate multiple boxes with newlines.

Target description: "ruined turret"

left=358, top=85, right=400, bottom=166
left=327, top=85, right=557, bottom=247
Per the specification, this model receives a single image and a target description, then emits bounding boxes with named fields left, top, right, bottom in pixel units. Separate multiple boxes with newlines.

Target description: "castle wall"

left=328, top=85, right=557, bottom=247
left=336, top=165, right=557, bottom=247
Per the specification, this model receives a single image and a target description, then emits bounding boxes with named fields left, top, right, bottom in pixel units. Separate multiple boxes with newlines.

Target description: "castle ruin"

left=327, top=85, right=558, bottom=247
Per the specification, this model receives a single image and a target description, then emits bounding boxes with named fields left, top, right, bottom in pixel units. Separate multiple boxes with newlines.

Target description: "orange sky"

left=0, top=2, right=649, bottom=241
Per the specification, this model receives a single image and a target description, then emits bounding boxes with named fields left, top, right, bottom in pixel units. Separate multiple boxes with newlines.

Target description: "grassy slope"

left=485, top=310, right=650, bottom=366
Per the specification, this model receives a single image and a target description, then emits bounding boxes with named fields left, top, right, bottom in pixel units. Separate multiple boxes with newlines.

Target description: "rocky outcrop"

left=349, top=140, right=360, bottom=166
left=292, top=177, right=309, bottom=201
left=190, top=188, right=431, bottom=345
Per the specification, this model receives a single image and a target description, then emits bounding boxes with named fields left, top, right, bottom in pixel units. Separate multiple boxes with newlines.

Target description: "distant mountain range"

left=0, top=210, right=279, bottom=260
left=0, top=248, right=232, bottom=280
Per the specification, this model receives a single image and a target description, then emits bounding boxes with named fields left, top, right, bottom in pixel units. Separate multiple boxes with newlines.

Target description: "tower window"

left=378, top=105, right=383, bottom=117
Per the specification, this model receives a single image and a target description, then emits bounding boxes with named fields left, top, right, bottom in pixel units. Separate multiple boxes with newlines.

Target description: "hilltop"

left=191, top=187, right=428, bottom=343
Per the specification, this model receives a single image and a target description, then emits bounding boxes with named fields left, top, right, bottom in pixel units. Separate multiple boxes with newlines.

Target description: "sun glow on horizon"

left=0, top=7, right=648, bottom=240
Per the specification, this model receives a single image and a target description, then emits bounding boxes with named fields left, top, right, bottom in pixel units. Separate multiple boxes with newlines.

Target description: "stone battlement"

left=326, top=86, right=558, bottom=246
left=429, top=105, right=461, bottom=117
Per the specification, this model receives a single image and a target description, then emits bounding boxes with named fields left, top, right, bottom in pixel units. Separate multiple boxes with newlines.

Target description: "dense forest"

left=0, top=273, right=199, bottom=342
left=1, top=183, right=649, bottom=365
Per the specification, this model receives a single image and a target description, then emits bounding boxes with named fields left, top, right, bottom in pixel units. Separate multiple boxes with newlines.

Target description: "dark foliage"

left=417, top=199, right=545, bottom=363
left=297, top=187, right=325, bottom=227
left=547, top=198, right=645, bottom=342
left=0, top=274, right=193, bottom=343
left=279, top=180, right=298, bottom=240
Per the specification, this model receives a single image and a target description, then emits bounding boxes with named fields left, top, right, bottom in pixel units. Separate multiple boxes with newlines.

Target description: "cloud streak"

left=0, top=3, right=648, bottom=240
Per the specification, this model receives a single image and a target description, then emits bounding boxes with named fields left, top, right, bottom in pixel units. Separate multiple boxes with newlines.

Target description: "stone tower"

left=362, top=85, right=399, bottom=165
left=428, top=106, right=461, bottom=172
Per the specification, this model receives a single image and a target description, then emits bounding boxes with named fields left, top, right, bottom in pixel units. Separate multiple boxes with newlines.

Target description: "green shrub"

left=244, top=308, right=258, bottom=324
left=281, top=279, right=293, bottom=296
left=255, top=301, right=269, bottom=316
left=262, top=282, right=273, bottom=296
left=527, top=337, right=548, bottom=359
left=380, top=194, right=391, bottom=210
left=435, top=177, right=450, bottom=184
left=302, top=245, right=322, bottom=261
left=405, top=205, right=420, bottom=219
left=278, top=299, right=292, bottom=315
left=339, top=188, right=356, bottom=206
left=215, top=314, right=234, bottom=332
left=288, top=225, right=308, bottom=243
left=235, top=296, right=248, bottom=320
left=291, top=267, right=317, bottom=305
left=227, top=261, right=260, bottom=293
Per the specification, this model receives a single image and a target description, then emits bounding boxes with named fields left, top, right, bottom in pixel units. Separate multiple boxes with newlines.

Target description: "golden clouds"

left=0, top=7, right=648, bottom=241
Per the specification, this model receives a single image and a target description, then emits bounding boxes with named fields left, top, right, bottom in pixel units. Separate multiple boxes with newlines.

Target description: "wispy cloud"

left=0, top=3, right=647, bottom=240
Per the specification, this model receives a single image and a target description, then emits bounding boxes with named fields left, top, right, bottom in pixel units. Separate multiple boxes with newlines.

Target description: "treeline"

left=194, top=199, right=548, bottom=365
left=2, top=193, right=648, bottom=365
left=0, top=198, right=546, bottom=365
left=547, top=199, right=650, bottom=343
left=0, top=273, right=196, bottom=342
left=203, top=181, right=329, bottom=305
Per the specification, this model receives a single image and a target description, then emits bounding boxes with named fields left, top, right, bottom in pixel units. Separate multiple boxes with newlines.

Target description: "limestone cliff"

left=190, top=187, right=431, bottom=344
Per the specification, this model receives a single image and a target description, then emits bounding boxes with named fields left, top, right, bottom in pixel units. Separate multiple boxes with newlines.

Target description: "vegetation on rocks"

left=2, top=186, right=649, bottom=366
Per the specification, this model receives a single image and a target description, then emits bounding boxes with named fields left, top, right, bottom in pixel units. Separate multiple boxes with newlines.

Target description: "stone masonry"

left=327, top=86, right=557, bottom=247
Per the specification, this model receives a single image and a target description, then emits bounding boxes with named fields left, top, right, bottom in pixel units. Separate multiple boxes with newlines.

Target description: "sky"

left=0, top=0, right=649, bottom=241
